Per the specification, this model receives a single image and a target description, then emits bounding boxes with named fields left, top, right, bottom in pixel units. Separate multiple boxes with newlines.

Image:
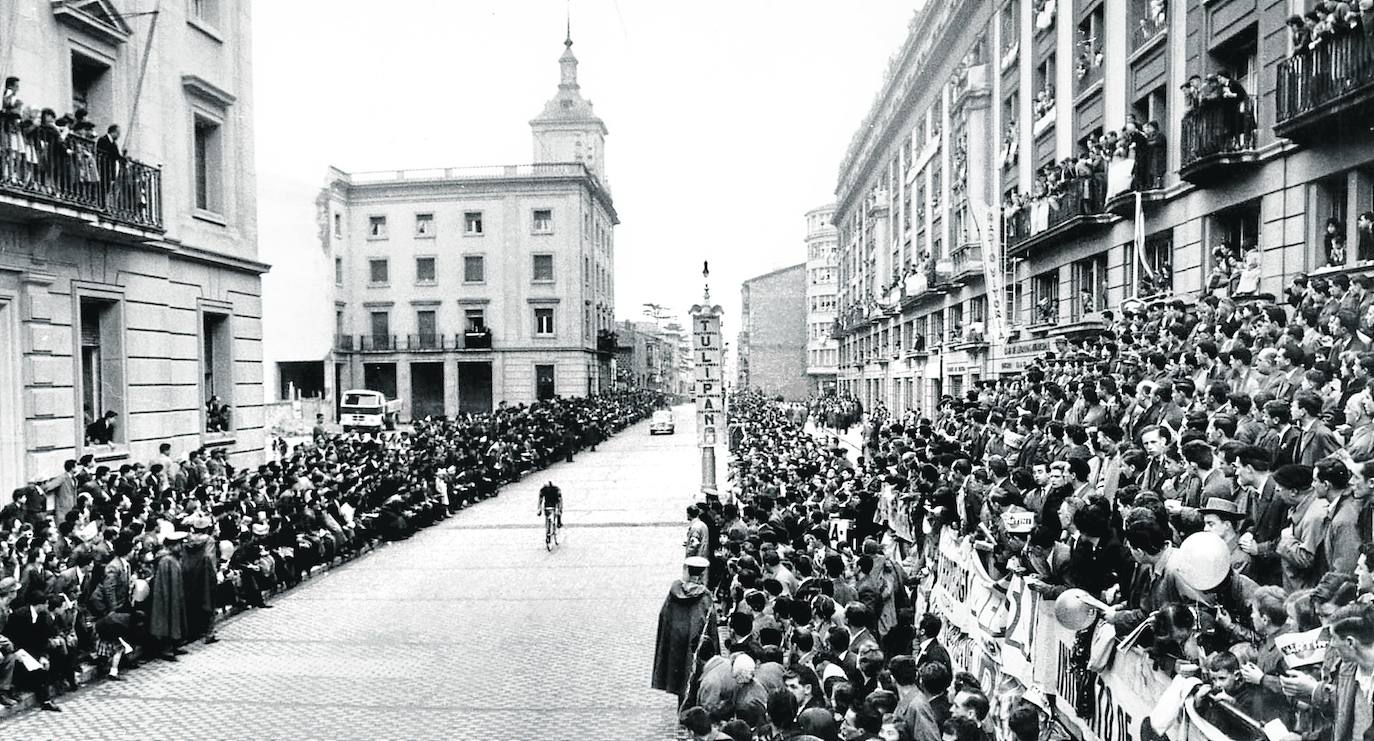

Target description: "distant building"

left=804, top=205, right=839, bottom=393
left=614, top=320, right=688, bottom=395
left=0, top=0, right=265, bottom=495
left=270, top=32, right=617, bottom=418
left=738, top=264, right=809, bottom=400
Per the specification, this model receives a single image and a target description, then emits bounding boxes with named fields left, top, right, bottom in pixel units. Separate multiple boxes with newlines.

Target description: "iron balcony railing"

left=0, top=128, right=163, bottom=230
left=407, top=333, right=444, bottom=350
left=1007, top=176, right=1105, bottom=251
left=458, top=329, right=492, bottom=349
left=1277, top=31, right=1374, bottom=129
left=359, top=334, right=397, bottom=351
left=1181, top=104, right=1256, bottom=167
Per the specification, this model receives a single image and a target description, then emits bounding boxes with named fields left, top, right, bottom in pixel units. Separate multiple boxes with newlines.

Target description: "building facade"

left=614, top=319, right=688, bottom=395
left=804, top=204, right=839, bottom=393
left=738, top=263, right=809, bottom=400
left=323, top=35, right=617, bottom=418
left=834, top=0, right=1374, bottom=415
left=0, top=0, right=264, bottom=496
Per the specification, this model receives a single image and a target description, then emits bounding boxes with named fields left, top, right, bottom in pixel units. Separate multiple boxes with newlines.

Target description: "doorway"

left=410, top=362, right=445, bottom=419
left=535, top=364, right=556, bottom=401
left=458, top=361, right=492, bottom=414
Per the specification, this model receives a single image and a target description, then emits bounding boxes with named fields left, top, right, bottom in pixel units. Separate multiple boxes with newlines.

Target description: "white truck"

left=339, top=389, right=403, bottom=433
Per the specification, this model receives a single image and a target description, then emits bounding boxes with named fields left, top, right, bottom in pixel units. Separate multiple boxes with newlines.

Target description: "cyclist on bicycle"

left=538, top=481, right=562, bottom=528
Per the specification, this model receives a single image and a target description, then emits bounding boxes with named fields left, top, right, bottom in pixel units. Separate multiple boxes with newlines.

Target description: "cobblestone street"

left=3, top=407, right=705, bottom=740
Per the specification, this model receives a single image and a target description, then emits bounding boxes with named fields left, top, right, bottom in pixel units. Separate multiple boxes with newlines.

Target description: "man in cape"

left=651, top=556, right=718, bottom=705
left=147, top=531, right=188, bottom=661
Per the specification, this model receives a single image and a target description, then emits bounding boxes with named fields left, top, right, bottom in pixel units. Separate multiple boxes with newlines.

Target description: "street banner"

left=925, top=529, right=1248, bottom=741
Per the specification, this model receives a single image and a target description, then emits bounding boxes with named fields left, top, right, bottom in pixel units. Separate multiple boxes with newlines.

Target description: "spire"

left=559, top=18, right=579, bottom=89
left=565, top=2, right=572, bottom=48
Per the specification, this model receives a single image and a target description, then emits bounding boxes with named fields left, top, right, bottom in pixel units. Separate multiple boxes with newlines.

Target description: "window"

left=533, top=254, right=554, bottom=282
left=534, top=307, right=555, bottom=336
left=415, top=257, right=436, bottom=284
left=465, top=212, right=484, bottom=235
left=583, top=256, right=591, bottom=288
left=1126, top=230, right=1174, bottom=297
left=201, top=311, right=233, bottom=434
left=193, top=116, right=223, bottom=213
left=368, top=258, right=389, bottom=284
left=416, top=310, right=437, bottom=347
left=533, top=209, right=553, bottom=233
left=1130, top=0, right=1167, bottom=50
left=334, top=257, right=343, bottom=285
left=71, top=52, right=111, bottom=126
left=1034, top=55, right=1056, bottom=124
left=369, top=311, right=390, bottom=349
left=1072, top=254, right=1108, bottom=318
left=1075, top=6, right=1105, bottom=93
left=463, top=255, right=484, bottom=283
left=1001, top=0, right=1021, bottom=56
left=333, top=213, right=342, bottom=237
left=77, top=296, right=126, bottom=447
left=1033, top=270, right=1060, bottom=324
left=535, top=364, right=556, bottom=401
left=465, top=308, right=486, bottom=332
left=414, top=213, right=434, bottom=237
left=191, top=0, right=221, bottom=26
left=368, top=216, right=388, bottom=239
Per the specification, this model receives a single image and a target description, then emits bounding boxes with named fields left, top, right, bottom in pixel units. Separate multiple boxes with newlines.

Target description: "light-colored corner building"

left=804, top=204, right=838, bottom=393
left=309, top=35, right=617, bottom=417
left=738, top=263, right=809, bottom=400
left=834, top=0, right=1374, bottom=415
left=0, top=0, right=264, bottom=495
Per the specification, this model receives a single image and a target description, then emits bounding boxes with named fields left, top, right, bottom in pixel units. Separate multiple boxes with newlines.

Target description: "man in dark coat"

left=180, top=515, right=219, bottom=643
left=147, top=532, right=188, bottom=661
left=651, top=556, right=719, bottom=705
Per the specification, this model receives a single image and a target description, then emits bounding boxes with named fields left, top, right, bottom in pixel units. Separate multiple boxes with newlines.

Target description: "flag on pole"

left=1133, top=190, right=1153, bottom=298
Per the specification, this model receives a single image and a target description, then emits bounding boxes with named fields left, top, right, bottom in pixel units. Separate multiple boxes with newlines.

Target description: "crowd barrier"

left=921, top=529, right=1263, bottom=741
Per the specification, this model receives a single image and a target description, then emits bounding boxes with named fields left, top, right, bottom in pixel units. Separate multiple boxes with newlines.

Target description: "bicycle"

left=544, top=506, right=561, bottom=550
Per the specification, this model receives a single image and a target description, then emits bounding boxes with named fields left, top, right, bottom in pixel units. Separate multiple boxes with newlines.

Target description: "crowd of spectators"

left=1, top=75, right=133, bottom=210
left=668, top=277, right=1374, bottom=740
left=1286, top=1, right=1374, bottom=51
left=0, top=391, right=662, bottom=712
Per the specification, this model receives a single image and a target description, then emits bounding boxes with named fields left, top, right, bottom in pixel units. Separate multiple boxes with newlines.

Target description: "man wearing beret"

left=1273, top=464, right=1329, bottom=591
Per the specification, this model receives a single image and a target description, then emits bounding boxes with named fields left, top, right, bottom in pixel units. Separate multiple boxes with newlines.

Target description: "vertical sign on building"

left=692, top=310, right=723, bottom=447
left=690, top=300, right=724, bottom=492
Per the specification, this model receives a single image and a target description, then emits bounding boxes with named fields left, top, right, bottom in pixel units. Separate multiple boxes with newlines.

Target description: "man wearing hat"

left=1200, top=497, right=1251, bottom=574
left=652, top=556, right=719, bottom=705
left=1273, top=464, right=1329, bottom=591
left=181, top=514, right=219, bottom=644
left=147, top=531, right=189, bottom=662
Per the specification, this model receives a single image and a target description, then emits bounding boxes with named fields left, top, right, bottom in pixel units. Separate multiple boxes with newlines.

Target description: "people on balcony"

left=1136, top=0, right=1168, bottom=45
left=1288, top=1, right=1368, bottom=54
left=1325, top=218, right=1349, bottom=268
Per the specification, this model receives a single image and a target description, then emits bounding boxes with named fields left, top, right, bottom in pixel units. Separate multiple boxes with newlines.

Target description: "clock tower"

left=530, top=28, right=608, bottom=182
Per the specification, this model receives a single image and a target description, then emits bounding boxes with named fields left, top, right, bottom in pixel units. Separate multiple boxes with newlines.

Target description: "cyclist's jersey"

left=539, top=484, right=562, bottom=510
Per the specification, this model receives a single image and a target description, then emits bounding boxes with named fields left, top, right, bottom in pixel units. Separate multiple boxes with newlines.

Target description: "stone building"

left=834, top=0, right=1374, bottom=414
left=738, top=263, right=809, bottom=400
left=308, top=33, right=617, bottom=418
left=804, top=204, right=839, bottom=393
left=0, top=0, right=263, bottom=495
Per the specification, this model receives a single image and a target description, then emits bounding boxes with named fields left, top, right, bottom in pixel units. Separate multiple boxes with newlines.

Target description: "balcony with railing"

left=406, top=333, right=445, bottom=351
left=458, top=328, right=492, bottom=350
left=0, top=126, right=163, bottom=235
left=1276, top=30, right=1374, bottom=142
left=1179, top=103, right=1259, bottom=185
left=359, top=334, right=398, bottom=352
left=1006, top=177, right=1112, bottom=257
left=950, top=242, right=984, bottom=282
left=596, top=329, right=618, bottom=354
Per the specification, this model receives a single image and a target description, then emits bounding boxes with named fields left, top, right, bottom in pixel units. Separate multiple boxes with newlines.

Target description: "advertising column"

left=690, top=303, right=723, bottom=492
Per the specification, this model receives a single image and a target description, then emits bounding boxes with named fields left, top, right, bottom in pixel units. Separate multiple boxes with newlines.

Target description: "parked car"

left=649, top=409, right=675, bottom=435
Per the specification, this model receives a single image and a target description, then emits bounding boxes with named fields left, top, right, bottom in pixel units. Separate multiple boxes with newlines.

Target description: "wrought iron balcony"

left=406, top=333, right=445, bottom=351
left=458, top=328, right=492, bottom=350
left=359, top=334, right=397, bottom=352
left=596, top=329, right=618, bottom=354
left=1180, top=104, right=1259, bottom=185
left=1276, top=31, right=1374, bottom=142
left=1006, top=177, right=1112, bottom=257
left=0, top=130, right=163, bottom=233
